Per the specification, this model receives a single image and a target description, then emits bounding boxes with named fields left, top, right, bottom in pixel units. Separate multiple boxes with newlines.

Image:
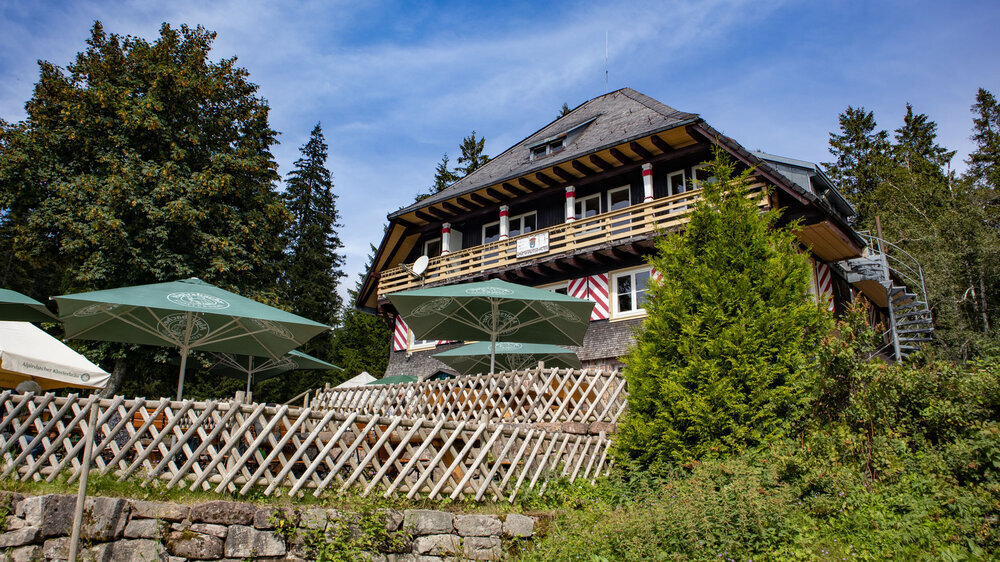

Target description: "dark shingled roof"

left=390, top=88, right=699, bottom=218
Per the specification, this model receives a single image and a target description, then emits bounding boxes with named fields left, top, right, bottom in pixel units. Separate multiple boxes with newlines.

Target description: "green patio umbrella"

left=433, top=341, right=581, bottom=375
left=0, top=289, right=58, bottom=322
left=54, top=278, right=330, bottom=399
left=388, top=279, right=593, bottom=374
left=208, top=349, right=341, bottom=394
left=367, top=374, right=418, bottom=385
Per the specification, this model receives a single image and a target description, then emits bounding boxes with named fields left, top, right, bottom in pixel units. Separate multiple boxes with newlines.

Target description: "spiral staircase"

left=840, top=233, right=934, bottom=361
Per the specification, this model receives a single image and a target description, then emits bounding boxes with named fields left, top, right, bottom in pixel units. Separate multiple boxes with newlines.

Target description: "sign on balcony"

left=516, top=232, right=549, bottom=258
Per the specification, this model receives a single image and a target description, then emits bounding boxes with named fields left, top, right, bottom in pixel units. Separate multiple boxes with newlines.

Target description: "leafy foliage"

left=823, top=106, right=889, bottom=223
left=0, top=22, right=289, bottom=396
left=328, top=245, right=391, bottom=378
left=615, top=150, right=829, bottom=469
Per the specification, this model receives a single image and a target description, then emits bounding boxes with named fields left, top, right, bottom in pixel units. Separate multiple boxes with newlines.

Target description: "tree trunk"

left=99, top=358, right=126, bottom=398
left=980, top=270, right=991, bottom=333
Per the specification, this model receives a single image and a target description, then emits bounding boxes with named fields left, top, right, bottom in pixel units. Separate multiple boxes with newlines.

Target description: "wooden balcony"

left=377, top=183, right=767, bottom=298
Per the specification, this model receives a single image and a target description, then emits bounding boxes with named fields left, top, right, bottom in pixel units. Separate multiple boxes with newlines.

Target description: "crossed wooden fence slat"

left=308, top=368, right=627, bottom=425
left=0, top=389, right=613, bottom=501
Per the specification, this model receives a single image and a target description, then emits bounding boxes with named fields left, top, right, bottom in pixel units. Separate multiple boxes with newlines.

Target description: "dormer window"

left=529, top=137, right=566, bottom=160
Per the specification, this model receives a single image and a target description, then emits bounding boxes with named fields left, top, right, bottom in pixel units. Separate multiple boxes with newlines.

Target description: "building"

left=357, top=88, right=928, bottom=378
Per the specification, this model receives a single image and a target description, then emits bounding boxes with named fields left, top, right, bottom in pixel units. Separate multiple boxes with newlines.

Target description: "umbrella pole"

left=490, top=336, right=497, bottom=375
left=176, top=346, right=189, bottom=401
left=69, top=395, right=99, bottom=561
left=489, top=299, right=499, bottom=375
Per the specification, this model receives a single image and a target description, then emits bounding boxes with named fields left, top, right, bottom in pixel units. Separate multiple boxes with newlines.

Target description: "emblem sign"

left=516, top=232, right=549, bottom=258
left=167, top=292, right=231, bottom=310
left=158, top=314, right=210, bottom=341
left=465, top=287, right=515, bottom=296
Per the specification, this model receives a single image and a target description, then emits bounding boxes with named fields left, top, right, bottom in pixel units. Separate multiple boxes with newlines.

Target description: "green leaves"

left=615, top=149, right=830, bottom=470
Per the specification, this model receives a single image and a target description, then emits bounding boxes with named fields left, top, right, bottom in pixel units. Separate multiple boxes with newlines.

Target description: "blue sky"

left=2, top=0, right=998, bottom=299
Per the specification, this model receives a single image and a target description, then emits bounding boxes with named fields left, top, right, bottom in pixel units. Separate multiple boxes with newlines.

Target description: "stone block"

left=588, top=421, right=617, bottom=435
left=454, top=514, right=501, bottom=537
left=189, top=500, right=256, bottom=526
left=381, top=508, right=404, bottom=531
left=5, top=517, right=25, bottom=530
left=20, top=494, right=75, bottom=538
left=125, top=518, right=166, bottom=539
left=42, top=537, right=70, bottom=560
left=531, top=422, right=561, bottom=432
left=300, top=507, right=341, bottom=530
left=6, top=544, right=43, bottom=562
left=0, top=527, right=39, bottom=548
left=82, top=496, right=129, bottom=541
left=402, top=510, right=453, bottom=535
left=0, top=491, right=24, bottom=513
left=190, top=523, right=228, bottom=538
left=502, top=513, right=534, bottom=538
left=166, top=530, right=225, bottom=559
left=130, top=500, right=190, bottom=522
left=254, top=506, right=297, bottom=529
left=167, top=557, right=185, bottom=562
left=224, top=525, right=286, bottom=558
left=561, top=422, right=589, bottom=434
left=463, top=535, right=502, bottom=560
left=111, top=539, right=168, bottom=561
left=411, top=534, right=460, bottom=556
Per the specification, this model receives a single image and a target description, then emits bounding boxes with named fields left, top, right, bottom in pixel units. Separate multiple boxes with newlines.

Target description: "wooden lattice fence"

left=308, top=368, right=627, bottom=426
left=0, top=391, right=611, bottom=502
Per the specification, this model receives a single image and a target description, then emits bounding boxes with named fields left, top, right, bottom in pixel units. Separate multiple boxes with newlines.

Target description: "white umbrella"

left=0, top=321, right=109, bottom=390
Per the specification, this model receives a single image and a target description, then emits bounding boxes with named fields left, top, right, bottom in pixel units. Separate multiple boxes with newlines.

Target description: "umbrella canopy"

left=208, top=349, right=340, bottom=393
left=433, top=341, right=581, bottom=375
left=367, top=374, right=418, bottom=385
left=0, top=321, right=109, bottom=390
left=335, top=371, right=376, bottom=388
left=388, top=279, right=593, bottom=373
left=0, top=289, right=58, bottom=322
left=54, top=278, right=330, bottom=399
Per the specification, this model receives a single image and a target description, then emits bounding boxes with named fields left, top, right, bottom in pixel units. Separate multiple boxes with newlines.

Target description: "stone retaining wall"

left=0, top=492, right=536, bottom=561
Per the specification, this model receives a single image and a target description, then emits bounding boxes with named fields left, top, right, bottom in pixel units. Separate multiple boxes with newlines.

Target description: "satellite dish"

left=412, top=255, right=429, bottom=276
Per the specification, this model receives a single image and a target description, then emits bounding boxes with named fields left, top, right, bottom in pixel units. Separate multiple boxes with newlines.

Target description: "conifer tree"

left=615, top=150, right=829, bottom=470
left=283, top=123, right=345, bottom=330
left=823, top=106, right=889, bottom=224
left=967, top=88, right=1000, bottom=189
left=431, top=153, right=458, bottom=193
left=892, top=103, right=955, bottom=175
left=455, top=131, right=490, bottom=176
left=329, top=244, right=391, bottom=377
left=559, top=102, right=572, bottom=117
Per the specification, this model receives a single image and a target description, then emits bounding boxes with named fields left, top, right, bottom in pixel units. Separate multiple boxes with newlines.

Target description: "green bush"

left=615, top=150, right=830, bottom=470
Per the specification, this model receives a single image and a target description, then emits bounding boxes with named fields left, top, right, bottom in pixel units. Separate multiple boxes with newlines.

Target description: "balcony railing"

left=377, top=183, right=766, bottom=297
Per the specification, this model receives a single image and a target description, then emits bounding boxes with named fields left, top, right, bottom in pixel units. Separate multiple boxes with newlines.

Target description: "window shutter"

left=393, top=316, right=408, bottom=351
left=588, top=273, right=610, bottom=320
left=815, top=261, right=835, bottom=312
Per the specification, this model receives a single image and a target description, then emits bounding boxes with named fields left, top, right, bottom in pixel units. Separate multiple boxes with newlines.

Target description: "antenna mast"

left=604, top=30, right=609, bottom=92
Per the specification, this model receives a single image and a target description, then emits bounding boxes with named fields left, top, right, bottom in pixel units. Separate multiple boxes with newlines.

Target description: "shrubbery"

left=524, top=306, right=1000, bottom=560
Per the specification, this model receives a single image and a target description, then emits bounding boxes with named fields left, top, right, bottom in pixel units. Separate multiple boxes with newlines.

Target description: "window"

left=423, top=238, right=441, bottom=257
left=483, top=211, right=536, bottom=242
left=692, top=164, right=715, bottom=184
left=608, top=185, right=631, bottom=212
left=408, top=330, right=436, bottom=351
left=528, top=137, right=567, bottom=160
left=668, top=171, right=686, bottom=195
left=613, top=268, right=651, bottom=317
left=575, top=193, right=600, bottom=220
left=540, top=281, right=568, bottom=295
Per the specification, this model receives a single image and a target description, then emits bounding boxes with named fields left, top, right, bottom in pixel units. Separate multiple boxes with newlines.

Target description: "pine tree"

left=283, top=123, right=345, bottom=331
left=615, top=149, right=829, bottom=470
left=431, top=153, right=458, bottom=193
left=455, top=131, right=489, bottom=176
left=967, top=88, right=1000, bottom=189
left=329, top=245, right=391, bottom=377
left=892, top=103, right=955, bottom=176
left=559, top=102, right=571, bottom=117
left=823, top=106, right=889, bottom=224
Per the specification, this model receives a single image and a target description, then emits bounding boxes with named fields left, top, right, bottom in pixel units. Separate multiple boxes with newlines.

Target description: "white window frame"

left=538, top=280, right=569, bottom=295
left=692, top=163, right=715, bottom=185
left=423, top=237, right=441, bottom=257
left=483, top=210, right=537, bottom=242
left=668, top=170, right=686, bottom=196
left=611, top=266, right=652, bottom=320
left=408, top=329, right=436, bottom=352
left=607, top=185, right=631, bottom=213
left=574, top=193, right=601, bottom=221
